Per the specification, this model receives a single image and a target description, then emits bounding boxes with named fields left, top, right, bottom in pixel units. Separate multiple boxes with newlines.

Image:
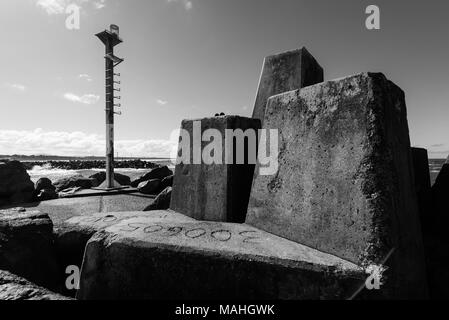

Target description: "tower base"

left=92, top=179, right=128, bottom=191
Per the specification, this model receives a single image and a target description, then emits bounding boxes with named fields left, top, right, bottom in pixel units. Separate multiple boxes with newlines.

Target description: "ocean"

left=26, top=159, right=446, bottom=185
left=429, top=159, right=445, bottom=185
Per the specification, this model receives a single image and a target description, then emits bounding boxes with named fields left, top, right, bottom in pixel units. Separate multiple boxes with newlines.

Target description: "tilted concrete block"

left=247, top=72, right=428, bottom=298
left=77, top=217, right=364, bottom=300
left=171, top=116, right=261, bottom=223
left=252, top=47, right=323, bottom=123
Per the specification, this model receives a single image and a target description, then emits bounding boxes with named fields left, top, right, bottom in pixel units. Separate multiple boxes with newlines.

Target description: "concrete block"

left=410, top=149, right=444, bottom=298
left=55, top=210, right=194, bottom=272
left=0, top=270, right=70, bottom=300
left=252, top=47, right=323, bottom=123
left=32, top=194, right=153, bottom=228
left=0, top=208, right=60, bottom=290
left=431, top=163, right=449, bottom=230
left=428, top=163, right=449, bottom=298
left=77, top=217, right=364, bottom=300
left=171, top=116, right=261, bottom=223
left=411, top=148, right=432, bottom=233
left=246, top=72, right=427, bottom=298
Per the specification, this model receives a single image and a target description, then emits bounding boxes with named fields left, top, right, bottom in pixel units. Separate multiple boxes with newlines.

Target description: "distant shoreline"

left=0, top=155, right=173, bottom=162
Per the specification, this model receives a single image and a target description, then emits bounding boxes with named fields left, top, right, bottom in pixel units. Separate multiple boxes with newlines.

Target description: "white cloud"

left=93, top=0, right=107, bottom=9
left=418, top=143, right=449, bottom=159
left=156, top=99, right=168, bottom=106
left=167, top=0, right=193, bottom=11
left=36, top=0, right=66, bottom=15
left=79, top=74, right=93, bottom=82
left=0, top=129, right=176, bottom=158
left=63, top=92, right=100, bottom=105
left=4, top=83, right=27, bottom=92
left=36, top=0, right=106, bottom=15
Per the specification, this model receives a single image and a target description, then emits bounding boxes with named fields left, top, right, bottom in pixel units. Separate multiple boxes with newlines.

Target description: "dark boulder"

left=160, top=175, right=174, bottom=190
left=138, top=179, right=161, bottom=195
left=144, top=187, right=172, bottom=211
left=0, top=161, right=35, bottom=207
left=53, top=175, right=93, bottom=192
left=36, top=189, right=58, bottom=202
left=89, top=172, right=131, bottom=187
left=35, top=178, right=55, bottom=192
left=131, top=166, right=173, bottom=188
left=0, top=208, right=60, bottom=290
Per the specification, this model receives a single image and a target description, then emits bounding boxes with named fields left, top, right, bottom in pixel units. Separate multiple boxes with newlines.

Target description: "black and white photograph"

left=0, top=0, right=448, bottom=312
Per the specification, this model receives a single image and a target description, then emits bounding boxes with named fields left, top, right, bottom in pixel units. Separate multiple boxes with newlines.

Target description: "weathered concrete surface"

left=77, top=217, right=364, bottom=300
left=0, top=270, right=70, bottom=300
left=55, top=210, right=194, bottom=284
left=17, top=193, right=154, bottom=228
left=171, top=116, right=261, bottom=223
left=0, top=208, right=60, bottom=290
left=252, top=47, right=323, bottom=123
left=246, top=73, right=427, bottom=298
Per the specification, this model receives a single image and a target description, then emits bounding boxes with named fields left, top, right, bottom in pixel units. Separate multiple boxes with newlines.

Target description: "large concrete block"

left=411, top=148, right=432, bottom=233
left=410, top=148, right=447, bottom=299
left=77, top=217, right=364, bottom=300
left=28, top=194, right=153, bottom=228
left=428, top=163, right=449, bottom=298
left=54, top=210, right=194, bottom=297
left=246, top=72, right=427, bottom=298
left=0, top=208, right=60, bottom=290
left=171, top=116, right=261, bottom=223
left=252, top=47, right=323, bottom=123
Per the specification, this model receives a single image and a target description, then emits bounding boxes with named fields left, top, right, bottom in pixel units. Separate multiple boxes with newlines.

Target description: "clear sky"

left=1, top=0, right=448, bottom=158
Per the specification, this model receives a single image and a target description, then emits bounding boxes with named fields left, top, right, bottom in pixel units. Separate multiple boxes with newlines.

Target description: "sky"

left=0, top=0, right=448, bottom=158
